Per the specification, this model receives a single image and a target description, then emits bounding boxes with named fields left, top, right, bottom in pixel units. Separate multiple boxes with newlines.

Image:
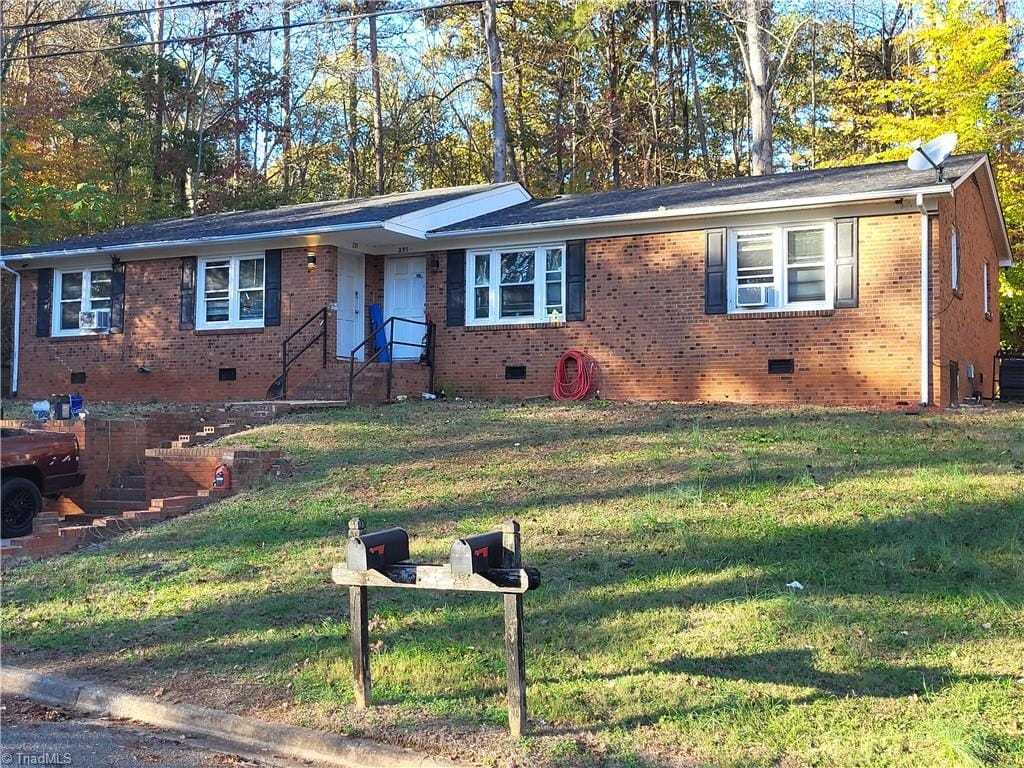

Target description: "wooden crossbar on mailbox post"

left=331, top=517, right=540, bottom=738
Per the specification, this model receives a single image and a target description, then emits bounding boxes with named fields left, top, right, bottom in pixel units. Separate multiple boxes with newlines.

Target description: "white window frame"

left=465, top=243, right=566, bottom=326
left=52, top=266, right=113, bottom=337
left=196, top=254, right=266, bottom=330
left=727, top=221, right=836, bottom=313
left=951, top=227, right=960, bottom=292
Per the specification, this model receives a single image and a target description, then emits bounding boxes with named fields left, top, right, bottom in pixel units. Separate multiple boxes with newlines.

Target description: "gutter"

left=1, top=220, right=389, bottom=262
left=429, top=184, right=955, bottom=239
left=916, top=193, right=931, bottom=406
left=1, top=262, right=20, bottom=396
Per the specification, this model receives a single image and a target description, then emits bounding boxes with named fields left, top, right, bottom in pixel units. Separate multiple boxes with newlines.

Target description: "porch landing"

left=228, top=399, right=350, bottom=411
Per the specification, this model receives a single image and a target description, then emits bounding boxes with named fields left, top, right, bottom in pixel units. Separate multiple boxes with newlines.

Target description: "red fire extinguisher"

left=213, top=463, right=232, bottom=490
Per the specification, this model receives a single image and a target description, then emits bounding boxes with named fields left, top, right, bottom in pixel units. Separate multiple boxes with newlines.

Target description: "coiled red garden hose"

left=553, top=350, right=599, bottom=401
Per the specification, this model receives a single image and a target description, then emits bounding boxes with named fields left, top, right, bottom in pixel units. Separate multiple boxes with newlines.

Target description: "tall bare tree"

left=728, top=0, right=807, bottom=175
left=481, top=0, right=508, bottom=182
left=281, top=0, right=292, bottom=196
left=368, top=0, right=384, bottom=194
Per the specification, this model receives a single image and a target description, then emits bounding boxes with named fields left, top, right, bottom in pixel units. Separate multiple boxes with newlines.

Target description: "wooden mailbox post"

left=331, top=518, right=540, bottom=737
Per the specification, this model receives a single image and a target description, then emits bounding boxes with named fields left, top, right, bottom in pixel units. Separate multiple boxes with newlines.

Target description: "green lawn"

left=3, top=402, right=1023, bottom=767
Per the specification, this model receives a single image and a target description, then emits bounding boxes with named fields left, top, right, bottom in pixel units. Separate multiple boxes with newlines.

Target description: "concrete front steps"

left=292, top=360, right=431, bottom=403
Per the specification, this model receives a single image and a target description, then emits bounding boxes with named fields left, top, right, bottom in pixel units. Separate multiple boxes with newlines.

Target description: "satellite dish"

left=907, top=132, right=958, bottom=181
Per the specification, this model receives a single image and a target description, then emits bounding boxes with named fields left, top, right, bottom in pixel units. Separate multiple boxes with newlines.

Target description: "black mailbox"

left=450, top=531, right=505, bottom=575
left=347, top=527, right=410, bottom=572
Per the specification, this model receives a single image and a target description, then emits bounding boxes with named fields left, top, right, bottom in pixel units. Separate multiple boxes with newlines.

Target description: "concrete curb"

left=2, top=666, right=469, bottom=768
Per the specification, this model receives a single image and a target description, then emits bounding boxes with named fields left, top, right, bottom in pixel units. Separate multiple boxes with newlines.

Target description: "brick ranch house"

left=1, top=154, right=1013, bottom=407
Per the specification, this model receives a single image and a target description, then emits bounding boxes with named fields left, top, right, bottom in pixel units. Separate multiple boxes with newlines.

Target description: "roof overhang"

left=428, top=184, right=957, bottom=247
left=2, top=221, right=389, bottom=265
left=1, top=182, right=531, bottom=266
left=428, top=184, right=956, bottom=242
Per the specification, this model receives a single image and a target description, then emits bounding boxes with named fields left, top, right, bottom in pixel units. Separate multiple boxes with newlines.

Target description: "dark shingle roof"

left=2, top=184, right=502, bottom=257
left=434, top=154, right=985, bottom=232
left=2, top=155, right=988, bottom=257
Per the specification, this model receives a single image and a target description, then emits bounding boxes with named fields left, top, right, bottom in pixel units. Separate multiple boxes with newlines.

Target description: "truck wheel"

left=1, top=478, right=43, bottom=538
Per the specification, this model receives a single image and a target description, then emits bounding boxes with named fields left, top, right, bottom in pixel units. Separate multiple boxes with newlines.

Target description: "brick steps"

left=2, top=410, right=285, bottom=570
left=85, top=499, right=148, bottom=514
left=292, top=361, right=429, bottom=403
left=100, top=486, right=147, bottom=502
left=164, top=420, right=243, bottom=449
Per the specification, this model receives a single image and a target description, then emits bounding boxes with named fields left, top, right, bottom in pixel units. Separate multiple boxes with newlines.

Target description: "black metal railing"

left=280, top=306, right=329, bottom=399
left=348, top=316, right=435, bottom=403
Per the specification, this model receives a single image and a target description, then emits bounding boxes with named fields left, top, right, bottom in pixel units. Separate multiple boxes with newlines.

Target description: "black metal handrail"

left=348, top=315, right=435, bottom=403
left=280, top=306, right=329, bottom=399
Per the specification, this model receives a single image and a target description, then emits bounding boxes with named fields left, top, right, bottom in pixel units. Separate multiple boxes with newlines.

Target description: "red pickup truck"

left=1, top=428, right=85, bottom=538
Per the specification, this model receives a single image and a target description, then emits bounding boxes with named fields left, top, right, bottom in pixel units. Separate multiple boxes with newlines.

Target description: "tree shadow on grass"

left=653, top=649, right=966, bottom=698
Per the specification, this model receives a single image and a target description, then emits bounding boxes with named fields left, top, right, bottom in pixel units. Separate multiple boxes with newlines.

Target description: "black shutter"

left=565, top=239, right=586, bottom=321
left=835, top=218, right=858, bottom=309
left=109, top=261, right=126, bottom=334
left=446, top=249, right=466, bottom=327
left=705, top=229, right=727, bottom=314
left=36, top=268, right=53, bottom=337
left=179, top=256, right=197, bottom=330
left=264, top=249, right=282, bottom=327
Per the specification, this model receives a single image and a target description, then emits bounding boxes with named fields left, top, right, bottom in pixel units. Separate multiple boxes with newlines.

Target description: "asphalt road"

left=0, top=698, right=317, bottom=768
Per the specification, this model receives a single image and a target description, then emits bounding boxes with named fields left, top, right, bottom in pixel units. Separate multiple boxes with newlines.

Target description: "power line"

left=1, top=0, right=240, bottom=32
left=0, top=0, right=482, bottom=63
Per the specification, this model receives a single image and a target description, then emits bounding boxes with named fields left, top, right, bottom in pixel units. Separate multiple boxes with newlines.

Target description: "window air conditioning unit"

left=736, top=285, right=771, bottom=308
left=79, top=308, right=111, bottom=331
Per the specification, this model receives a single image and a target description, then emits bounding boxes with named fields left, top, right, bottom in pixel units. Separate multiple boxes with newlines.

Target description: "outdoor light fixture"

left=307, top=253, right=318, bottom=271
left=430, top=254, right=441, bottom=273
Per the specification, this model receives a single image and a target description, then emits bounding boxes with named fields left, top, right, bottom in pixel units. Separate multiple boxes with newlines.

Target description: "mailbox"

left=450, top=531, right=505, bottom=575
left=347, top=527, right=410, bottom=572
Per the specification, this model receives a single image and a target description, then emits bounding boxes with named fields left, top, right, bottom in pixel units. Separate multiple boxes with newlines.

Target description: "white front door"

left=336, top=252, right=365, bottom=360
left=384, top=256, right=427, bottom=360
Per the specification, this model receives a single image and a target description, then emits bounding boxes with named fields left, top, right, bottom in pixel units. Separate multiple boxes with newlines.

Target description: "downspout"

left=1, top=263, right=21, bottom=397
left=915, top=193, right=930, bottom=406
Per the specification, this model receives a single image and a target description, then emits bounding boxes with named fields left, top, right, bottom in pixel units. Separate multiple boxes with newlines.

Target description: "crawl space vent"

left=768, top=359, right=795, bottom=375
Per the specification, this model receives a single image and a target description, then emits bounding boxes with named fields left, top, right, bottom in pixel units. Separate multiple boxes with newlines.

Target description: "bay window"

left=467, top=244, right=565, bottom=325
left=53, top=267, right=112, bottom=335
left=197, top=254, right=265, bottom=329
left=728, top=223, right=834, bottom=312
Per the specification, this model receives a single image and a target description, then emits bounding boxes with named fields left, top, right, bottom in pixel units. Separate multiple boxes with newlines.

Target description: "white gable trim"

left=952, top=155, right=1014, bottom=266
left=385, top=182, right=530, bottom=236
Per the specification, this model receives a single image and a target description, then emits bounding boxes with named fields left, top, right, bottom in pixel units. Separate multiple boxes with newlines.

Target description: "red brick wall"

left=0, top=413, right=201, bottom=510
left=16, top=246, right=339, bottom=401
left=14, top=195, right=1002, bottom=408
left=930, top=179, right=1002, bottom=405
left=145, top=447, right=281, bottom=499
left=428, top=213, right=926, bottom=406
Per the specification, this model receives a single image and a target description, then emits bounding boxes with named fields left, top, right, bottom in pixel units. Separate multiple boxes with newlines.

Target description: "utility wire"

left=1, top=0, right=482, bottom=62
left=2, top=0, right=242, bottom=32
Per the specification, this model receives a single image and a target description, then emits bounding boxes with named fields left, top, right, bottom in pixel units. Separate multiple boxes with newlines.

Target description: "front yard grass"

left=2, top=402, right=1023, bottom=767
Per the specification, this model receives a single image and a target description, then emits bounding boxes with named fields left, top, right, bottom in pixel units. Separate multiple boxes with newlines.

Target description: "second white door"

left=336, top=251, right=365, bottom=360
left=384, top=256, right=427, bottom=360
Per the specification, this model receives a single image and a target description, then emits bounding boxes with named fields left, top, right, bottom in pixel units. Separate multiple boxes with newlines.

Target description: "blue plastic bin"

left=369, top=303, right=390, bottom=362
